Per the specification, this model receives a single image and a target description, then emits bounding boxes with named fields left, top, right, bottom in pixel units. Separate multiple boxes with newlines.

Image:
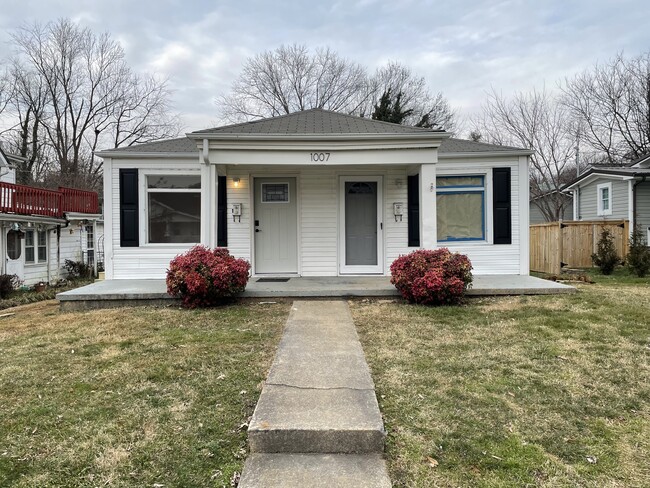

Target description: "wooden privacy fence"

left=530, top=220, right=629, bottom=275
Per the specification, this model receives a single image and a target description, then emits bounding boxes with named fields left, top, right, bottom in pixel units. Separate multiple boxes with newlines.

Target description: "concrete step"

left=239, top=453, right=392, bottom=488
left=248, top=384, right=385, bottom=453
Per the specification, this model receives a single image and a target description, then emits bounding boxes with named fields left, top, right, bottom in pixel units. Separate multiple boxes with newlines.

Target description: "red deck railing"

left=0, top=182, right=99, bottom=218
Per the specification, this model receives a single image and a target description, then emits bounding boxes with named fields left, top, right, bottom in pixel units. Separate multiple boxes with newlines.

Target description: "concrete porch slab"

left=56, top=274, right=574, bottom=310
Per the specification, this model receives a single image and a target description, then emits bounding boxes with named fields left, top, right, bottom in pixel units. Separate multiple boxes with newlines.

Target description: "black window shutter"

left=217, top=175, right=228, bottom=247
left=119, top=169, right=139, bottom=247
left=407, top=174, right=420, bottom=247
left=493, top=168, right=512, bottom=244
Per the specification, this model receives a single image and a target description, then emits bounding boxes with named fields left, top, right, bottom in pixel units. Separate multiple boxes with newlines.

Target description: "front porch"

left=57, top=275, right=574, bottom=310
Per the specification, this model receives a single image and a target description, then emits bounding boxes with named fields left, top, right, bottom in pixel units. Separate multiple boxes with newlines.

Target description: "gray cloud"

left=0, top=0, right=648, bottom=134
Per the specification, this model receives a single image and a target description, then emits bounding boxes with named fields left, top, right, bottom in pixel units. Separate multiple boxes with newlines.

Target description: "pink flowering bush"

left=166, top=246, right=251, bottom=308
left=390, top=249, right=473, bottom=305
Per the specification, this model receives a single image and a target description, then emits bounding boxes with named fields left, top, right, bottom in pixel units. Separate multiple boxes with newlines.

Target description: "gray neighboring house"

left=529, top=191, right=573, bottom=224
left=564, top=153, right=650, bottom=240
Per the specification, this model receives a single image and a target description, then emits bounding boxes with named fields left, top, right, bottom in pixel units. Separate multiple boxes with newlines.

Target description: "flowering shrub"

left=390, top=249, right=473, bottom=305
left=166, top=246, right=251, bottom=308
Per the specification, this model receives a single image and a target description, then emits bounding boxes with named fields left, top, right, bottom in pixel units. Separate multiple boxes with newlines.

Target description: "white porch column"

left=419, top=162, right=437, bottom=249
left=200, top=161, right=212, bottom=246
left=209, top=164, right=218, bottom=246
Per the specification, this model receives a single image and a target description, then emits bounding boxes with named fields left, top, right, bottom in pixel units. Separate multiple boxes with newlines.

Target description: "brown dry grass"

left=0, top=300, right=290, bottom=487
left=353, top=277, right=650, bottom=487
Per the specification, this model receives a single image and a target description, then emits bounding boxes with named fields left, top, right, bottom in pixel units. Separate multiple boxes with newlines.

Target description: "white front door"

left=254, top=177, right=298, bottom=274
left=5, top=229, right=24, bottom=280
left=339, top=176, right=383, bottom=274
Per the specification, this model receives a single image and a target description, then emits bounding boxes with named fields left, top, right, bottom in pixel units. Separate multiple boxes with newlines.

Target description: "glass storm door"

left=340, top=177, right=383, bottom=274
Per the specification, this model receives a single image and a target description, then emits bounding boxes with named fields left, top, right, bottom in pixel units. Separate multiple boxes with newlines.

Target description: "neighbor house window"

left=436, top=175, right=485, bottom=242
left=86, top=225, right=95, bottom=266
left=597, top=182, right=612, bottom=216
left=146, top=174, right=201, bottom=244
left=25, top=229, right=47, bottom=264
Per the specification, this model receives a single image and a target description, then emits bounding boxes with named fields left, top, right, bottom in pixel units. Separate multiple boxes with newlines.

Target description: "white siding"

left=110, top=158, right=202, bottom=279
left=108, top=156, right=526, bottom=278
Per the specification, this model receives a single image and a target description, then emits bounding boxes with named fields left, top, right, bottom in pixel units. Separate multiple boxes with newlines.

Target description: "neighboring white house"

left=564, top=153, right=650, bottom=240
left=97, top=109, right=533, bottom=279
left=0, top=147, right=103, bottom=286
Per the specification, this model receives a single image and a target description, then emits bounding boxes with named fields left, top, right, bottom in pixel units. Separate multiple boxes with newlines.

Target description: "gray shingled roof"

left=438, top=138, right=527, bottom=154
left=99, top=137, right=197, bottom=154
left=191, top=108, right=439, bottom=135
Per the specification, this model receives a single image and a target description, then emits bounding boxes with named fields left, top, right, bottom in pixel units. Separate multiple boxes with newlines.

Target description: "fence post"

left=556, top=221, right=563, bottom=276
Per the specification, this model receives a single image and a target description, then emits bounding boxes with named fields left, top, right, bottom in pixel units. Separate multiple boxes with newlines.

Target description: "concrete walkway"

left=57, top=275, right=574, bottom=310
left=239, top=300, right=391, bottom=487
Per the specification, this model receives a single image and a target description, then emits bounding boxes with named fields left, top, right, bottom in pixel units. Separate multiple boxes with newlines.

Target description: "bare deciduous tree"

left=2, top=19, right=179, bottom=189
left=561, top=52, right=650, bottom=164
left=472, top=87, right=576, bottom=222
left=220, top=44, right=370, bottom=122
left=219, top=45, right=458, bottom=132
left=366, top=62, right=457, bottom=132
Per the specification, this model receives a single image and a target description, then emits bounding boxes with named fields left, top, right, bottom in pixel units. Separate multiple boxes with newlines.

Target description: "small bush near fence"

left=0, top=274, right=20, bottom=299
left=627, top=226, right=650, bottom=277
left=390, top=249, right=473, bottom=305
left=166, top=246, right=251, bottom=308
left=64, top=259, right=94, bottom=279
left=592, top=228, right=620, bottom=275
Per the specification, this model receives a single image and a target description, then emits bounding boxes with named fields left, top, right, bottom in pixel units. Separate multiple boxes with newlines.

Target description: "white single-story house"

left=564, top=153, right=650, bottom=240
left=97, top=109, right=532, bottom=279
left=0, top=147, right=103, bottom=285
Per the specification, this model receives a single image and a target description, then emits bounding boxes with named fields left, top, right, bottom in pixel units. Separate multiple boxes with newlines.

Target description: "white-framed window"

left=146, top=174, right=201, bottom=244
left=85, top=225, right=95, bottom=266
left=437, top=175, right=486, bottom=242
left=25, top=229, right=47, bottom=264
left=597, top=182, right=612, bottom=216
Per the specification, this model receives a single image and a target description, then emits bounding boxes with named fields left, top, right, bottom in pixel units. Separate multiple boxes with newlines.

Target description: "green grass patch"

left=0, top=300, right=289, bottom=487
left=353, top=274, right=650, bottom=487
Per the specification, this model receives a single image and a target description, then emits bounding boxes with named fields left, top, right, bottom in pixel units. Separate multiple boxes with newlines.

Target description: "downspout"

left=633, top=175, right=646, bottom=233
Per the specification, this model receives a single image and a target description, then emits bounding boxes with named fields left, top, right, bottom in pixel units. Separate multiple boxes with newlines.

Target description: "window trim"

left=25, top=229, right=48, bottom=265
left=436, top=174, right=488, bottom=243
left=597, top=182, right=612, bottom=216
left=141, top=170, right=202, bottom=246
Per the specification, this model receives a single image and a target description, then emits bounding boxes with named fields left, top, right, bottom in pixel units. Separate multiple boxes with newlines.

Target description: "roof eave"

left=95, top=151, right=198, bottom=159
left=439, top=149, right=533, bottom=158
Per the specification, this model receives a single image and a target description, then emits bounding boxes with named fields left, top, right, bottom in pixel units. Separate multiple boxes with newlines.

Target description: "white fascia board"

left=632, top=155, right=650, bottom=168
left=0, top=214, right=67, bottom=225
left=94, top=151, right=198, bottom=159
left=564, top=172, right=634, bottom=190
left=438, top=150, right=533, bottom=159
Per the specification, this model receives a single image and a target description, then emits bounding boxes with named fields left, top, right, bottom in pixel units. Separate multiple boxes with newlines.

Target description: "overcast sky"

left=1, top=0, right=648, bottom=135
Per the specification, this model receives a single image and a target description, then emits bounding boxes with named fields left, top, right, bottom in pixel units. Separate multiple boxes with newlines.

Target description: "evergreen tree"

left=371, top=89, right=413, bottom=124
left=627, top=226, right=650, bottom=277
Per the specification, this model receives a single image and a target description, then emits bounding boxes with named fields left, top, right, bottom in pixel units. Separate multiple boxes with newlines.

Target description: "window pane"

left=26, top=247, right=35, bottom=263
left=147, top=175, right=201, bottom=189
left=262, top=183, right=289, bottom=202
left=437, top=176, right=484, bottom=188
left=7, top=230, right=21, bottom=260
left=437, top=192, right=484, bottom=241
left=26, top=230, right=34, bottom=247
left=38, top=245, right=47, bottom=262
left=148, top=192, right=201, bottom=243
left=38, top=231, right=47, bottom=246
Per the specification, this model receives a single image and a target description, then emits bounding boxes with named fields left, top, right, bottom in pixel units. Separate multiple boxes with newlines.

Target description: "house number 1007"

left=310, top=152, right=330, bottom=162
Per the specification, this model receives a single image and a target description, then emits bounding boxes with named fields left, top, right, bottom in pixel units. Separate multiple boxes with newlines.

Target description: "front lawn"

left=0, top=300, right=289, bottom=487
left=352, top=274, right=650, bottom=487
